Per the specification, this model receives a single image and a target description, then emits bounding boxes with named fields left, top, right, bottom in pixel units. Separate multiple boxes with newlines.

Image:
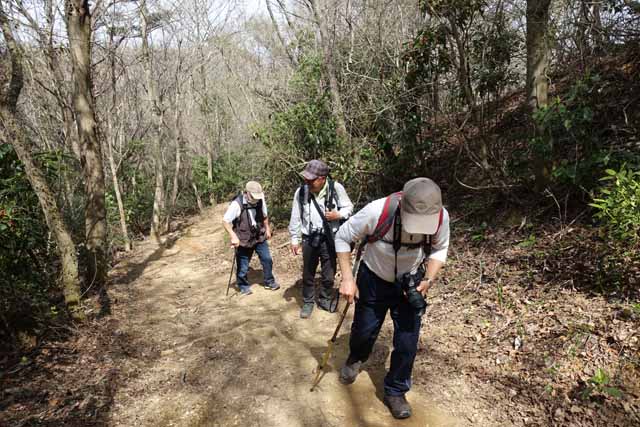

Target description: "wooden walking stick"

left=226, top=249, right=237, bottom=296
left=310, top=243, right=365, bottom=391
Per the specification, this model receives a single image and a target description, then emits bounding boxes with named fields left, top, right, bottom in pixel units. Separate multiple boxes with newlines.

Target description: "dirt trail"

left=106, top=205, right=486, bottom=427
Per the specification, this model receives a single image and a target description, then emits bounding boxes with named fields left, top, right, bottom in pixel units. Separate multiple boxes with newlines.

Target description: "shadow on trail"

left=283, top=279, right=304, bottom=308
left=110, top=236, right=179, bottom=287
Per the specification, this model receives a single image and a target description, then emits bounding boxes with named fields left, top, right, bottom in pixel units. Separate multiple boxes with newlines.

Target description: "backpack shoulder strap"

left=232, top=193, right=245, bottom=209
left=367, top=192, right=402, bottom=243
left=255, top=199, right=264, bottom=221
left=232, top=193, right=245, bottom=227
left=298, top=184, right=307, bottom=222
left=327, top=177, right=339, bottom=210
left=422, top=208, right=444, bottom=254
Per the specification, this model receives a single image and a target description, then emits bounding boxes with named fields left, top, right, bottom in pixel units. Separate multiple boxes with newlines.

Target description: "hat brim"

left=249, top=191, right=264, bottom=200
left=301, top=170, right=319, bottom=180
left=401, top=209, right=440, bottom=235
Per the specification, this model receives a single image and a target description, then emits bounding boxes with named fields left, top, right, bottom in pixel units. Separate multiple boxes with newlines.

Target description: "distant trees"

left=1, top=0, right=638, bottom=336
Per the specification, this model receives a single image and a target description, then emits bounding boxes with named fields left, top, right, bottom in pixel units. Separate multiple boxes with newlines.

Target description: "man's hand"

left=230, top=234, right=240, bottom=248
left=291, top=243, right=301, bottom=255
left=416, top=279, right=433, bottom=297
left=265, top=227, right=272, bottom=240
left=339, top=276, right=358, bottom=304
left=325, top=210, right=341, bottom=222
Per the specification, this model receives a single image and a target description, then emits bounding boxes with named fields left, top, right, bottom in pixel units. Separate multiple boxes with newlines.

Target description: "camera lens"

left=400, top=273, right=427, bottom=316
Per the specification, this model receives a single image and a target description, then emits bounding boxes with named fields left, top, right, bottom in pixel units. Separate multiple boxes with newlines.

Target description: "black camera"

left=308, top=230, right=324, bottom=249
left=397, top=268, right=427, bottom=316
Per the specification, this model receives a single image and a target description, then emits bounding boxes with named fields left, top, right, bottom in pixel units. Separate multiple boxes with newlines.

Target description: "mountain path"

left=106, top=205, right=496, bottom=427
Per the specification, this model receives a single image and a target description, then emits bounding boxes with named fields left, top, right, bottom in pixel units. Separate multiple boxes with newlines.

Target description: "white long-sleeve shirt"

left=335, top=197, right=450, bottom=283
left=288, top=181, right=353, bottom=245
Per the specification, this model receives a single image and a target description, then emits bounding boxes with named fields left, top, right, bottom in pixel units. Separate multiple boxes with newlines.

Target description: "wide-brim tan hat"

left=245, top=181, right=264, bottom=200
left=400, top=177, right=442, bottom=234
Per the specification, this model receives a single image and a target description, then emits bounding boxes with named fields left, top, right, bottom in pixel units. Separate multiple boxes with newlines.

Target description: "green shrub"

left=590, top=165, right=640, bottom=246
left=0, top=144, right=55, bottom=345
left=530, top=73, right=607, bottom=189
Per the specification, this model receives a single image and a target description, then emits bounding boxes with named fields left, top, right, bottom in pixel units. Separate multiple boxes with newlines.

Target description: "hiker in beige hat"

left=222, top=181, right=279, bottom=295
left=334, top=177, right=450, bottom=419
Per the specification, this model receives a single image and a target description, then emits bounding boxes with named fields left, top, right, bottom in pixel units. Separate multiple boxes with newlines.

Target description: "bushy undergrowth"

left=591, top=165, right=640, bottom=247
left=0, top=144, right=57, bottom=344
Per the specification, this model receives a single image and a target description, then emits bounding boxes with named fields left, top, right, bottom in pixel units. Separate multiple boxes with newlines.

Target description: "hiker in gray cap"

left=288, top=160, right=353, bottom=318
left=223, top=181, right=279, bottom=295
left=334, top=177, right=450, bottom=419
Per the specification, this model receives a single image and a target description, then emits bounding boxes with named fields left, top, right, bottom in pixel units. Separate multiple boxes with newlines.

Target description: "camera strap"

left=310, top=193, right=340, bottom=311
left=392, top=205, right=430, bottom=281
left=393, top=208, right=401, bottom=280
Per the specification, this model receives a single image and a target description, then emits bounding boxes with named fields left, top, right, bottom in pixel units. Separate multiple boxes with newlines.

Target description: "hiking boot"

left=317, top=298, right=336, bottom=312
left=263, top=282, right=280, bottom=291
left=339, top=359, right=362, bottom=385
left=383, top=394, right=412, bottom=419
left=240, top=287, right=253, bottom=296
left=300, top=303, right=314, bottom=319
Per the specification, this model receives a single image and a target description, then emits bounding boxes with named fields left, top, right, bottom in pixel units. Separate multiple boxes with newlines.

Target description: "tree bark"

left=266, top=0, right=297, bottom=66
left=140, top=0, right=166, bottom=245
left=164, top=47, right=185, bottom=233
left=526, top=0, right=552, bottom=110
left=65, top=0, right=108, bottom=286
left=447, top=12, right=490, bottom=170
left=0, top=6, right=83, bottom=319
left=308, top=0, right=349, bottom=142
left=192, top=183, right=204, bottom=213
left=106, top=22, right=131, bottom=251
left=526, top=0, right=553, bottom=190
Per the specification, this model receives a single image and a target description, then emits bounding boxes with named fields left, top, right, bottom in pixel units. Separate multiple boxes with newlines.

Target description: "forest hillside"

left=1, top=0, right=639, bottom=426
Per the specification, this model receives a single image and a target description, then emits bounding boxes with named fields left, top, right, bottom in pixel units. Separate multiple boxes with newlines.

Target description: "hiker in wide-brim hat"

left=334, top=177, right=451, bottom=420
left=222, top=181, right=280, bottom=295
left=288, top=159, right=354, bottom=318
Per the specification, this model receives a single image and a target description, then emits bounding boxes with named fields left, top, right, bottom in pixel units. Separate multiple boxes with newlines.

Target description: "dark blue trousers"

left=235, top=241, right=275, bottom=292
left=348, top=263, right=423, bottom=396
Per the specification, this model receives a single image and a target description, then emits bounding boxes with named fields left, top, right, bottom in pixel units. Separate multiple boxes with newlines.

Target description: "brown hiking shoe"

left=383, top=394, right=412, bottom=419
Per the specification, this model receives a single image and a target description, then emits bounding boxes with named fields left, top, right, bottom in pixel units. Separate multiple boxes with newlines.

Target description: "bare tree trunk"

left=526, top=0, right=552, bottom=190
left=196, top=43, right=214, bottom=185
left=140, top=0, right=165, bottom=245
left=192, top=183, right=204, bottom=213
left=308, top=0, right=349, bottom=142
left=107, top=139, right=131, bottom=251
left=106, top=22, right=131, bottom=252
left=164, top=46, right=185, bottom=233
left=266, top=0, right=297, bottom=66
left=526, top=0, right=552, bottom=110
left=65, top=0, right=108, bottom=286
left=0, top=6, right=83, bottom=319
left=448, top=13, right=490, bottom=170
left=592, top=2, right=605, bottom=52
left=449, top=16, right=477, bottom=121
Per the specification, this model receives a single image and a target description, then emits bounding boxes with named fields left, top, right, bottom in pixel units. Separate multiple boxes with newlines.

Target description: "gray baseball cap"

left=301, top=159, right=329, bottom=180
left=401, top=177, right=442, bottom=234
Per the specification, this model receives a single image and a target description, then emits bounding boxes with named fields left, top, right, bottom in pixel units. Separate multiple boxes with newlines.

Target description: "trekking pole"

left=310, top=243, right=365, bottom=392
left=226, top=249, right=237, bottom=296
